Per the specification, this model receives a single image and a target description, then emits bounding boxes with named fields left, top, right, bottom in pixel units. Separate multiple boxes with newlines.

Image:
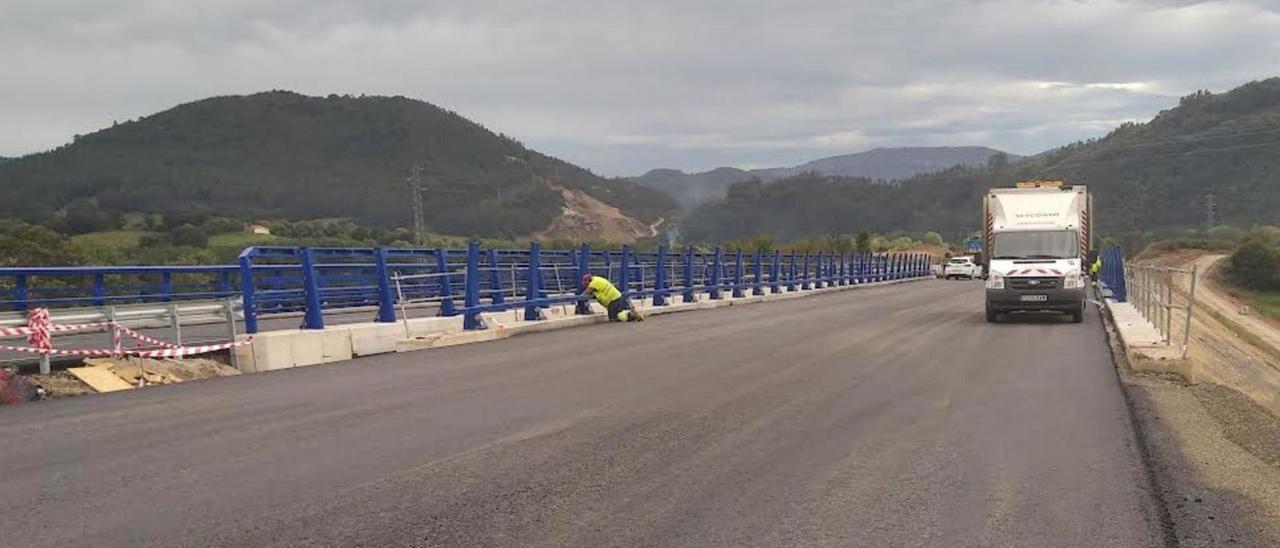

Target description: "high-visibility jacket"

left=587, top=276, right=622, bottom=306
left=1090, top=258, right=1102, bottom=274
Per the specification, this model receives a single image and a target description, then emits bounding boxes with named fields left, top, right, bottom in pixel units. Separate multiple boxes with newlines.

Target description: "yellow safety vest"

left=587, top=276, right=622, bottom=307
left=1090, top=258, right=1102, bottom=274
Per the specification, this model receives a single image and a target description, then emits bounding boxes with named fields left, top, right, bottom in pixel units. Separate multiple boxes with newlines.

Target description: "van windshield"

left=991, top=230, right=1078, bottom=260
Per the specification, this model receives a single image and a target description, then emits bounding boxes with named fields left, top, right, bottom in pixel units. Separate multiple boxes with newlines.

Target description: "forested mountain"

left=0, top=92, right=674, bottom=238
left=633, top=146, right=1011, bottom=207
left=683, top=78, right=1280, bottom=243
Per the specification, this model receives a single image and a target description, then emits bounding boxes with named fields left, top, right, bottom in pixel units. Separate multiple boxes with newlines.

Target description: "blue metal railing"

left=1, top=244, right=936, bottom=334
left=1099, top=246, right=1127, bottom=301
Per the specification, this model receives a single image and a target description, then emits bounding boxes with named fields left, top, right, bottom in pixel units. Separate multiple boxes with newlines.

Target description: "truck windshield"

left=991, top=230, right=1078, bottom=259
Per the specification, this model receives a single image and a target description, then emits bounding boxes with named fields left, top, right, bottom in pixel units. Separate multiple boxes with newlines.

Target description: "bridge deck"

left=0, top=280, right=1162, bottom=547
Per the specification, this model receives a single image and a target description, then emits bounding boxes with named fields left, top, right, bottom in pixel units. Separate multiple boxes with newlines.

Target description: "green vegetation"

left=1225, top=228, right=1280, bottom=292
left=69, top=230, right=154, bottom=249
left=0, top=91, right=674, bottom=239
left=684, top=78, right=1280, bottom=244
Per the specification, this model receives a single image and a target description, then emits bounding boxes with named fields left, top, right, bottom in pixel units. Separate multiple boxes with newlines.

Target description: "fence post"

left=374, top=247, right=396, bottom=323
left=708, top=246, right=723, bottom=300
left=435, top=249, right=458, bottom=316
left=787, top=252, right=797, bottom=291
left=160, top=272, right=174, bottom=302
left=238, top=255, right=258, bottom=334
left=300, top=248, right=325, bottom=330
left=524, top=241, right=543, bottom=321
left=90, top=272, right=106, bottom=307
left=463, top=241, right=484, bottom=330
left=752, top=250, right=764, bottom=296
left=487, top=249, right=505, bottom=306
left=682, top=246, right=695, bottom=303
left=620, top=245, right=632, bottom=299
left=770, top=251, right=782, bottom=293
left=218, top=271, right=232, bottom=296
left=13, top=274, right=29, bottom=312
left=813, top=252, right=824, bottom=289
left=576, top=244, right=593, bottom=315
left=654, top=245, right=669, bottom=306
left=733, top=249, right=745, bottom=298
left=801, top=252, right=811, bottom=290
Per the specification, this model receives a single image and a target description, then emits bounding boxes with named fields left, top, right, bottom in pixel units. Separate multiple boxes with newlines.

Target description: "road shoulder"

left=1104, top=303, right=1280, bottom=546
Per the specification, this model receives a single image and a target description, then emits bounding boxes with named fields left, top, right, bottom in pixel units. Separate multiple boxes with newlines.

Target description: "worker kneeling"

left=581, top=274, right=644, bottom=322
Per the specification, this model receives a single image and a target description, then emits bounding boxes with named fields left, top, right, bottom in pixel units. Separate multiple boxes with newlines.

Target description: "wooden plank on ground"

left=67, top=366, right=135, bottom=393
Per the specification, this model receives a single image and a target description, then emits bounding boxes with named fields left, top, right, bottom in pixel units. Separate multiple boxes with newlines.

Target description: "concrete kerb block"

left=1102, top=298, right=1195, bottom=382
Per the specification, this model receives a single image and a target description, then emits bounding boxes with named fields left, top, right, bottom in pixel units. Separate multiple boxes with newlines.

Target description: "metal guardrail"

left=0, top=297, right=244, bottom=373
left=1123, top=262, right=1198, bottom=358
left=4, top=244, right=937, bottom=336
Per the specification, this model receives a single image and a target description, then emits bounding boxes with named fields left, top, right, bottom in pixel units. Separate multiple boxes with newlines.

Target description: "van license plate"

left=1020, top=295, right=1048, bottom=302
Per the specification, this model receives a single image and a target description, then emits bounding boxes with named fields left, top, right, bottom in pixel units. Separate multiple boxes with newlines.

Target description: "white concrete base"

left=1104, top=298, right=1191, bottom=379
left=235, top=276, right=929, bottom=371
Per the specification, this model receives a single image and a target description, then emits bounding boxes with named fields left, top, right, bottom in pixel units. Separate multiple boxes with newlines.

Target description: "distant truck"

left=982, top=180, right=1093, bottom=323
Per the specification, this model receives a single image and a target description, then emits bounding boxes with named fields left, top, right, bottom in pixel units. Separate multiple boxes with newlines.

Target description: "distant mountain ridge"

left=633, top=146, right=1013, bottom=206
left=0, top=91, right=674, bottom=241
left=681, top=78, right=1280, bottom=243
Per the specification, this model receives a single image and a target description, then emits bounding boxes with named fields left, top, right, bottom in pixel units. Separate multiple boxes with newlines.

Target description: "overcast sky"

left=3, top=1, right=1279, bottom=176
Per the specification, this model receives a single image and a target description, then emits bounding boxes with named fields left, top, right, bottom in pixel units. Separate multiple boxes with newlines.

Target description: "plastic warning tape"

left=112, top=324, right=182, bottom=349
left=0, top=337, right=251, bottom=358
left=0, top=322, right=112, bottom=338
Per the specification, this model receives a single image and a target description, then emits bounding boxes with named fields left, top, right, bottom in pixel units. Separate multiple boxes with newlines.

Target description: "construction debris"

left=1, top=367, right=41, bottom=405
left=65, top=357, right=241, bottom=394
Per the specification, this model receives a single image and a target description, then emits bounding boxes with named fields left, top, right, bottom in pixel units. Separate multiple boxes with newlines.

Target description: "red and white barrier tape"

left=0, top=307, right=250, bottom=358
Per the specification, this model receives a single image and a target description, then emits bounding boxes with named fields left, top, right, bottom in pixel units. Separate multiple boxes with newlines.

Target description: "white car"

left=943, top=257, right=982, bottom=279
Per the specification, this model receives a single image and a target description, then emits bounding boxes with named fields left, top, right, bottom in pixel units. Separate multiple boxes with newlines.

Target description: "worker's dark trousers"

left=606, top=298, right=634, bottom=322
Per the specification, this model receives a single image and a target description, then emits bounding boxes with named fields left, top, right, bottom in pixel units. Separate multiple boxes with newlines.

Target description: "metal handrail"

left=1123, top=263, right=1198, bottom=358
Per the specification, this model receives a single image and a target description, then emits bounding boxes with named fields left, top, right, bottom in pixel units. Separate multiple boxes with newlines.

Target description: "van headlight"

left=986, top=273, right=1004, bottom=289
left=1064, top=274, right=1082, bottom=289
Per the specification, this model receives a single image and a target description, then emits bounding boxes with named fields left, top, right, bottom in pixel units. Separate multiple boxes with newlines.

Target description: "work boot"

left=630, top=308, right=645, bottom=322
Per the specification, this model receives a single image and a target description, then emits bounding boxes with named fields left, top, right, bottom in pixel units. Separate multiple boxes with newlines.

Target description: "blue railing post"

left=654, top=245, right=669, bottom=306
left=770, top=251, right=782, bottom=293
left=576, top=243, right=593, bottom=315
left=752, top=250, right=764, bottom=296
left=463, top=241, right=484, bottom=330
left=374, top=247, right=396, bottom=323
left=788, top=252, right=798, bottom=291
left=709, top=246, right=723, bottom=300
left=682, top=246, right=696, bottom=303
left=436, top=249, right=457, bottom=317
left=238, top=255, right=258, bottom=334
left=733, top=249, right=745, bottom=298
left=160, top=272, right=173, bottom=302
left=620, top=245, right=632, bottom=299
left=487, top=249, right=505, bottom=306
left=524, top=241, right=544, bottom=320
left=840, top=253, right=849, bottom=285
left=218, top=271, right=232, bottom=296
left=801, top=252, right=812, bottom=290
left=300, top=248, right=325, bottom=330
left=816, top=252, right=826, bottom=288
left=92, top=273, right=106, bottom=307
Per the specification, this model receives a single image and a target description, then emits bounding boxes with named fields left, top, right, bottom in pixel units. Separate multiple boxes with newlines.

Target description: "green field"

left=208, top=232, right=287, bottom=247
left=70, top=230, right=155, bottom=249
left=1252, top=291, right=1280, bottom=321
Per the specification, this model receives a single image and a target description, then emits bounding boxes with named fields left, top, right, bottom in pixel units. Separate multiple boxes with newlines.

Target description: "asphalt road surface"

left=0, top=280, right=1165, bottom=547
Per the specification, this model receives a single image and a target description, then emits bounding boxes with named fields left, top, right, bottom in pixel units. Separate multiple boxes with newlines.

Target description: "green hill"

left=0, top=91, right=674, bottom=238
left=684, top=78, right=1280, bottom=243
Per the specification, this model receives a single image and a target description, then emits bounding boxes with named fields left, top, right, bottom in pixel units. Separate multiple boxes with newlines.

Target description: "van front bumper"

left=986, top=288, right=1084, bottom=312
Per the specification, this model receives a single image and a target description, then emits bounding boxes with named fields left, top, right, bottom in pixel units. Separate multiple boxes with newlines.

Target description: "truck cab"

left=983, top=181, right=1092, bottom=323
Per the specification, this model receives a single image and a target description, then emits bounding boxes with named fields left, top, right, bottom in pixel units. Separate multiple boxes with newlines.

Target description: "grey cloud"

left=2, top=0, right=1278, bottom=175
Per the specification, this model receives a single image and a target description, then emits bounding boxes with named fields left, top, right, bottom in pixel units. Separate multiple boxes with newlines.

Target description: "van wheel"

left=1070, top=306, right=1084, bottom=323
left=986, top=307, right=998, bottom=323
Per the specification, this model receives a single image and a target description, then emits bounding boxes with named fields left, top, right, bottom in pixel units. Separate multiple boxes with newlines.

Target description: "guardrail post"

left=752, top=250, right=764, bottom=296
left=576, top=243, right=593, bottom=315
left=654, top=245, right=669, bottom=306
left=13, top=274, right=29, bottom=312
left=524, top=241, right=544, bottom=320
left=733, top=249, right=746, bottom=298
left=801, top=252, right=811, bottom=290
left=486, top=249, right=505, bottom=306
left=769, top=251, right=781, bottom=293
left=620, top=245, right=632, bottom=299
left=300, top=247, right=325, bottom=330
left=92, top=272, right=106, bottom=307
left=840, top=253, right=849, bottom=285
left=787, top=252, right=797, bottom=291
left=238, top=255, right=258, bottom=334
left=463, top=241, right=484, bottom=330
left=682, top=247, right=695, bottom=303
left=819, top=252, right=828, bottom=288
left=708, top=246, right=723, bottom=300
left=436, top=249, right=457, bottom=316
left=160, top=272, right=174, bottom=302
left=373, top=247, right=396, bottom=323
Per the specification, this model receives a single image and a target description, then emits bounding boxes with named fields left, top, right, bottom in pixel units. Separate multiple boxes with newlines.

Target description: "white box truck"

left=982, top=180, right=1093, bottom=323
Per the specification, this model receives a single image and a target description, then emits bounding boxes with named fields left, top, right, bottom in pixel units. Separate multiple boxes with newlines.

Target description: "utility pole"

left=406, top=166, right=426, bottom=236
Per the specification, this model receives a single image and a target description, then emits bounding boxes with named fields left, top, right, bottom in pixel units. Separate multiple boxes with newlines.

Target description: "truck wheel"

left=1070, top=306, right=1084, bottom=323
left=986, top=307, right=998, bottom=323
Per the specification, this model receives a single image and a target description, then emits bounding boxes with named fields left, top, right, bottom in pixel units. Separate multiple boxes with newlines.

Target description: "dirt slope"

left=537, top=184, right=656, bottom=243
